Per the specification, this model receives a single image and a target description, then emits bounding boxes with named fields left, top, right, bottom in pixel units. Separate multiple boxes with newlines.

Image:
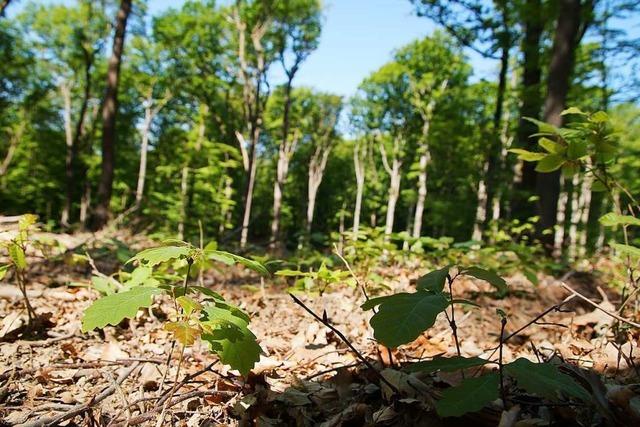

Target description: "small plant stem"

left=182, top=258, right=193, bottom=295
left=157, top=344, right=186, bottom=426
left=289, top=293, right=399, bottom=394
left=334, top=244, right=395, bottom=367
left=498, top=316, right=507, bottom=408
left=157, top=340, right=176, bottom=396
left=447, top=274, right=463, bottom=360
left=16, top=269, right=35, bottom=324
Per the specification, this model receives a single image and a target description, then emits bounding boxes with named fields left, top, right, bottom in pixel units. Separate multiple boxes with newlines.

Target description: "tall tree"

left=536, top=0, right=593, bottom=249
left=93, top=0, right=133, bottom=230
left=270, top=0, right=321, bottom=248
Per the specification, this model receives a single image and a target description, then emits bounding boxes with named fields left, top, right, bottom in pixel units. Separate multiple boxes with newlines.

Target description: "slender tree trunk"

left=536, top=0, right=585, bottom=251
left=385, top=164, right=401, bottom=237
left=513, top=0, right=542, bottom=219
left=240, top=127, right=259, bottom=248
left=135, top=100, right=154, bottom=207
left=553, top=177, right=569, bottom=258
left=352, top=141, right=366, bottom=237
left=93, top=0, right=132, bottom=230
left=307, top=146, right=331, bottom=235
left=178, top=165, right=189, bottom=240
left=61, top=82, right=74, bottom=226
left=0, top=122, right=24, bottom=176
left=473, top=161, right=489, bottom=241
left=80, top=181, right=91, bottom=226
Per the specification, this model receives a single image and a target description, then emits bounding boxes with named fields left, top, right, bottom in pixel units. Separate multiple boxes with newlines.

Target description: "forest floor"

left=0, top=231, right=638, bottom=426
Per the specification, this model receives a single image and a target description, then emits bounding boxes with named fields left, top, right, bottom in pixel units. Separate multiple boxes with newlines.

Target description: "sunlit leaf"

left=164, top=321, right=201, bottom=346
left=128, top=246, right=191, bottom=267
left=463, top=267, right=507, bottom=294
left=81, top=287, right=161, bottom=332
left=599, top=212, right=640, bottom=227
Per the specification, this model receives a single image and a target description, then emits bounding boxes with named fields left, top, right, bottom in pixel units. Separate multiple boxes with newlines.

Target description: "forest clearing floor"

left=0, top=231, right=639, bottom=426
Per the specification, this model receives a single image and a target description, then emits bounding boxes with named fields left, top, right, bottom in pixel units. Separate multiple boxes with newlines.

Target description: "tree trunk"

left=0, top=122, right=24, bottom=176
left=384, top=163, right=401, bottom=237
left=0, top=0, right=12, bottom=17
left=307, top=145, right=331, bottom=235
left=473, top=161, right=489, bottom=241
left=270, top=79, right=296, bottom=248
left=553, top=176, right=568, bottom=258
left=536, top=0, right=585, bottom=251
left=135, top=99, right=154, bottom=207
left=178, top=165, right=189, bottom=240
left=240, top=127, right=259, bottom=248
left=513, top=0, right=542, bottom=219
left=352, top=141, right=366, bottom=237
left=60, top=82, right=74, bottom=227
left=92, top=0, right=132, bottom=230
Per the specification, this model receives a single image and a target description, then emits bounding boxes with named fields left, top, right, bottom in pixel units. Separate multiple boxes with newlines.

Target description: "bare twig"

left=289, top=293, right=399, bottom=394
left=560, top=282, right=640, bottom=328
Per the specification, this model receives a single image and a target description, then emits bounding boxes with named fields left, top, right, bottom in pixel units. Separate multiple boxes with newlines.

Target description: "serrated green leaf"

left=612, top=243, right=640, bottom=258
left=408, top=356, right=490, bottom=373
left=416, top=265, right=450, bottom=292
left=8, top=244, right=26, bottom=270
left=368, top=292, right=449, bottom=348
left=505, top=358, right=590, bottom=402
left=128, top=246, right=191, bottom=267
left=81, top=287, right=161, bottom=332
left=538, top=137, right=565, bottom=154
left=599, top=213, right=640, bottom=227
left=535, top=154, right=564, bottom=173
left=508, top=149, right=546, bottom=162
left=435, top=373, right=499, bottom=417
left=463, top=267, right=507, bottom=294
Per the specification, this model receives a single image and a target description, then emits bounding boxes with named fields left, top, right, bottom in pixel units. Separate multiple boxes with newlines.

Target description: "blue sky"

left=10, top=0, right=498, bottom=97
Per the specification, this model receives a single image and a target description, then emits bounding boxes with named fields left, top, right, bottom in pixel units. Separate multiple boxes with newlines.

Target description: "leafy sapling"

left=363, top=265, right=591, bottom=417
left=81, top=241, right=268, bottom=376
left=276, top=261, right=357, bottom=295
left=0, top=214, right=39, bottom=324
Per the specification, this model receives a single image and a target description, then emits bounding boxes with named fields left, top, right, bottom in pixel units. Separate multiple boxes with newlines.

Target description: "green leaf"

left=538, top=137, right=565, bottom=154
left=508, top=148, right=546, bottom=162
left=177, top=295, right=202, bottom=317
left=567, top=141, right=587, bottom=160
left=599, top=213, right=640, bottom=227
left=590, top=111, right=609, bottom=123
left=505, top=358, right=591, bottom=402
left=91, top=276, right=119, bottom=296
left=126, top=266, right=153, bottom=287
left=188, top=285, right=224, bottom=301
left=18, top=214, right=37, bottom=232
left=435, top=373, right=499, bottom=417
left=275, top=269, right=306, bottom=277
left=561, top=162, right=579, bottom=177
left=523, top=117, right=559, bottom=134
left=81, top=287, right=161, bottom=332
left=416, top=265, right=450, bottom=292
left=561, top=107, right=586, bottom=116
left=523, top=268, right=539, bottom=286
left=591, top=179, right=608, bottom=192
left=0, top=264, right=9, bottom=280
left=535, top=154, right=564, bottom=173
left=463, top=267, right=507, bottom=295
left=206, top=250, right=269, bottom=276
left=128, top=246, right=191, bottom=267
left=612, top=243, right=640, bottom=258
left=367, top=292, right=449, bottom=348
left=8, top=243, right=26, bottom=270
left=202, top=326, right=261, bottom=376
left=408, top=356, right=490, bottom=373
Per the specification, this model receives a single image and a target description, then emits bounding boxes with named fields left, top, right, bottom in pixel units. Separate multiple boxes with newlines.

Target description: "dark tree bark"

left=513, top=0, right=543, bottom=219
left=0, top=0, right=13, bottom=17
left=536, top=0, right=591, bottom=249
left=92, top=0, right=132, bottom=230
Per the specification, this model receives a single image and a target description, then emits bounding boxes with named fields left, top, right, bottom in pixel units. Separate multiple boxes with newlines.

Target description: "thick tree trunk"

left=92, top=0, right=132, bottom=230
left=513, top=0, right=543, bottom=219
left=536, top=0, right=584, bottom=251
